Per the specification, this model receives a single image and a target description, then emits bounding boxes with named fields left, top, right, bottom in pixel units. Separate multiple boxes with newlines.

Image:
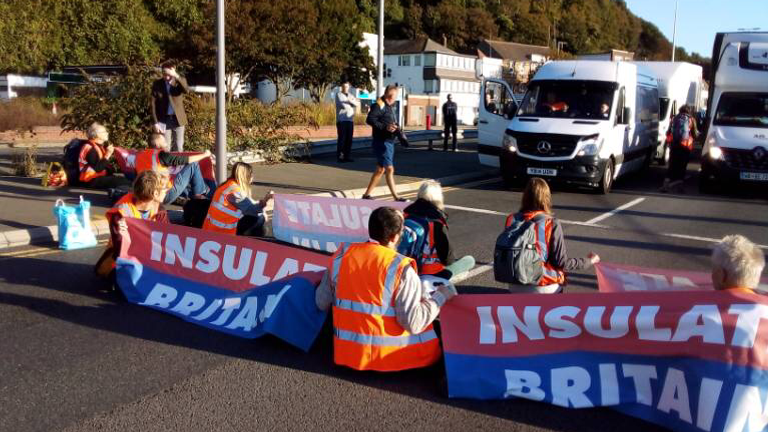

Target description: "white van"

left=700, top=32, right=768, bottom=192
left=632, top=62, right=703, bottom=164
left=478, top=61, right=659, bottom=193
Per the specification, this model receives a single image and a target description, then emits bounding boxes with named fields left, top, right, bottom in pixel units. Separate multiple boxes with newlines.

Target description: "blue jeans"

left=164, top=162, right=208, bottom=204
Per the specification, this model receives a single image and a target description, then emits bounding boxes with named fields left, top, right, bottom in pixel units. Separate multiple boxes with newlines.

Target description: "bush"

left=12, top=146, right=39, bottom=177
left=0, top=98, right=60, bottom=132
left=298, top=102, right=366, bottom=126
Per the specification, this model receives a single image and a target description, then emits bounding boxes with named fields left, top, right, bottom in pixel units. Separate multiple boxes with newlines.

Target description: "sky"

left=623, top=0, right=768, bottom=57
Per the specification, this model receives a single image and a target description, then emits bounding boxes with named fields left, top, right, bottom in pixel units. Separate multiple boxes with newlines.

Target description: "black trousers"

left=84, top=175, right=132, bottom=190
left=666, top=143, right=691, bottom=182
left=237, top=214, right=266, bottom=237
left=443, top=120, right=457, bottom=149
left=336, top=122, right=354, bottom=159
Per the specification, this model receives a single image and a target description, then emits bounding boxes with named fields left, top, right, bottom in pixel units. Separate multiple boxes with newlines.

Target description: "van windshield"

left=518, top=80, right=617, bottom=120
left=714, top=92, right=768, bottom=128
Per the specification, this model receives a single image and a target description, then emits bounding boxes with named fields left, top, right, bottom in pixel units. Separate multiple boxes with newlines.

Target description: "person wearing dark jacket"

left=505, top=177, right=600, bottom=294
left=442, top=94, right=458, bottom=151
left=362, top=85, right=406, bottom=201
left=404, top=180, right=475, bottom=281
left=151, top=61, right=190, bottom=152
left=78, top=123, right=132, bottom=190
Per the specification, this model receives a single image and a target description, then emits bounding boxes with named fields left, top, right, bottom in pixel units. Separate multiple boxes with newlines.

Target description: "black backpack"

left=62, top=139, right=86, bottom=186
left=493, top=213, right=548, bottom=284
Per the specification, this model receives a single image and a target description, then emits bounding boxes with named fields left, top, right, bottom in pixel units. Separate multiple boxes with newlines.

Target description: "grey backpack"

left=493, top=214, right=548, bottom=284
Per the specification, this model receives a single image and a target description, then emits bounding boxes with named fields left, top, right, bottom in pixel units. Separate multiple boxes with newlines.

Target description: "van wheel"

left=598, top=159, right=614, bottom=194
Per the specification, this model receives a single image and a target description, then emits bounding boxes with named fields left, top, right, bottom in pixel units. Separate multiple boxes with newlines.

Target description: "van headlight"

left=503, top=133, right=517, bottom=152
left=577, top=134, right=601, bottom=156
left=708, top=146, right=723, bottom=160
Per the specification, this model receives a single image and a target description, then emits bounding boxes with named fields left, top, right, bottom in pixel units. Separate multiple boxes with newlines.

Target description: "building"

left=384, top=37, right=479, bottom=126
left=478, top=39, right=550, bottom=88
left=579, top=49, right=635, bottom=61
left=0, top=75, right=48, bottom=99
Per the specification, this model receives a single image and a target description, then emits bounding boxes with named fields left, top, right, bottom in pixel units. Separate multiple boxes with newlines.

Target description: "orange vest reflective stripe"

left=545, top=101, right=568, bottom=112
left=78, top=141, right=107, bottom=183
left=136, top=149, right=170, bottom=176
left=202, top=179, right=244, bottom=235
left=106, top=193, right=157, bottom=220
left=331, top=242, right=441, bottom=371
left=419, top=220, right=445, bottom=275
left=505, top=211, right=566, bottom=286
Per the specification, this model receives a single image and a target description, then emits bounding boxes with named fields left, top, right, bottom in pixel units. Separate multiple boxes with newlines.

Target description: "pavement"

left=2, top=137, right=768, bottom=432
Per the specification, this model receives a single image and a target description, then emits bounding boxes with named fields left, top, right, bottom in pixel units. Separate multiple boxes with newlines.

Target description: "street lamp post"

left=671, top=0, right=678, bottom=62
left=376, top=0, right=384, bottom=98
left=215, top=0, right=227, bottom=183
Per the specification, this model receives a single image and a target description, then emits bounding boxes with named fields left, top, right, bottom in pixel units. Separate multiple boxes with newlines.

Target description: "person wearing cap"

left=711, top=235, right=765, bottom=294
left=151, top=60, right=190, bottom=152
left=442, top=94, right=458, bottom=151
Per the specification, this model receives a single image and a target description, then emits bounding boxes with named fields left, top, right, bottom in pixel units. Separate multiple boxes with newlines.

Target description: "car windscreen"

left=518, top=80, right=618, bottom=120
left=659, top=98, right=671, bottom=120
left=714, top=92, right=768, bottom=128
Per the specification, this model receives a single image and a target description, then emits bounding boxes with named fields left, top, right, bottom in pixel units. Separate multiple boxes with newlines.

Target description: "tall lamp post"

left=671, top=0, right=678, bottom=62
left=376, top=0, right=384, bottom=98
left=215, top=0, right=227, bottom=183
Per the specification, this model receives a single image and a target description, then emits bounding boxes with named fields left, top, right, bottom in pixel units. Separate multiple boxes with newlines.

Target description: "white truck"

left=632, top=62, right=703, bottom=164
left=699, top=31, right=768, bottom=192
left=478, top=60, right=660, bottom=193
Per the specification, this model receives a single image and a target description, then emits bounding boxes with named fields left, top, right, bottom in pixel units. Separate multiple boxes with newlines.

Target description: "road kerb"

left=0, top=170, right=497, bottom=250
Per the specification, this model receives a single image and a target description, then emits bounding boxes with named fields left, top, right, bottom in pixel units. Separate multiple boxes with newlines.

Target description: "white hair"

left=417, top=180, right=444, bottom=210
left=712, top=235, right=765, bottom=289
left=87, top=122, right=108, bottom=142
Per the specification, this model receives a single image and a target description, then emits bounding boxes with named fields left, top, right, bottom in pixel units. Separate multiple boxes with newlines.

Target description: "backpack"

left=62, top=139, right=87, bottom=186
left=493, top=213, right=548, bottom=284
left=397, top=216, right=431, bottom=270
left=671, top=114, right=691, bottom=142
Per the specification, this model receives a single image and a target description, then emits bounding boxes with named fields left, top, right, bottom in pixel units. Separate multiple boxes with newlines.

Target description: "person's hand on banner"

left=588, top=253, right=600, bottom=265
left=432, top=282, right=458, bottom=307
left=117, top=218, right=129, bottom=242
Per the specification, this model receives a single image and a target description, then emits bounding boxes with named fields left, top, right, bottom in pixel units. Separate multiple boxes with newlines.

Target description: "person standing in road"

left=362, top=85, right=406, bottom=201
left=151, top=61, right=189, bottom=152
left=442, top=94, right=458, bottom=151
left=660, top=104, right=698, bottom=193
left=335, top=82, right=359, bottom=162
left=315, top=206, right=457, bottom=371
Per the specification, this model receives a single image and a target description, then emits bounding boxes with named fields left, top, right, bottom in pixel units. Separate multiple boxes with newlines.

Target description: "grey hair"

left=87, top=122, right=108, bottom=142
left=417, top=180, right=444, bottom=210
left=712, top=235, right=765, bottom=289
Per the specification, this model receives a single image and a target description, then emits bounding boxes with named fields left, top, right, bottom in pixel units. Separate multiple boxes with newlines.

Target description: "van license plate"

left=740, top=172, right=768, bottom=181
left=527, top=167, right=557, bottom=176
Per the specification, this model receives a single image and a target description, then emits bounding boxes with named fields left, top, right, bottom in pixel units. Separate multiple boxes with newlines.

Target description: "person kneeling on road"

left=203, top=162, right=273, bottom=237
left=711, top=234, right=765, bottom=294
left=402, top=180, right=475, bottom=281
left=95, top=170, right=171, bottom=287
left=315, top=206, right=458, bottom=372
left=502, top=178, right=599, bottom=294
left=135, top=133, right=213, bottom=205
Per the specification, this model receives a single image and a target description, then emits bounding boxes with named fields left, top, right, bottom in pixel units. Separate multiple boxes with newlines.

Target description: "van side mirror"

left=622, top=107, right=632, bottom=125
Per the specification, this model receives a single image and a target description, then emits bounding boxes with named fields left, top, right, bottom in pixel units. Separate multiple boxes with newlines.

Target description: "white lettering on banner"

left=502, top=364, right=733, bottom=430
left=280, top=198, right=374, bottom=231
left=291, top=236, right=339, bottom=253
left=139, top=282, right=292, bottom=333
left=475, top=304, right=768, bottom=350
left=612, top=267, right=698, bottom=291
left=148, top=232, right=326, bottom=285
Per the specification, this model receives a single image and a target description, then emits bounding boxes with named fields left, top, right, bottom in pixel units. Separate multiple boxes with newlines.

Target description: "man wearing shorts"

left=363, top=85, right=406, bottom=201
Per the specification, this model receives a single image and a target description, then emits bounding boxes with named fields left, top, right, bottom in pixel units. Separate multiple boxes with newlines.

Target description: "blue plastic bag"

left=54, top=196, right=98, bottom=250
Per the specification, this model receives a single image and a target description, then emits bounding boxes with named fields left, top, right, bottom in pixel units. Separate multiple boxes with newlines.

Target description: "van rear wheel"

left=598, top=159, right=614, bottom=194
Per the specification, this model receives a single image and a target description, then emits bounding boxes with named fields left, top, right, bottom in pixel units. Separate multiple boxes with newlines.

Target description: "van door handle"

left=479, top=120, right=489, bottom=124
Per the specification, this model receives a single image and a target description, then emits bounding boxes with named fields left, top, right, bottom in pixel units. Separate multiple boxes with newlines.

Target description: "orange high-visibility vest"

left=135, top=149, right=170, bottom=176
left=202, top=179, right=244, bottom=235
left=78, top=141, right=107, bottom=183
left=419, top=219, right=445, bottom=275
left=505, top=211, right=566, bottom=286
left=106, top=193, right=158, bottom=221
left=331, top=242, right=441, bottom=371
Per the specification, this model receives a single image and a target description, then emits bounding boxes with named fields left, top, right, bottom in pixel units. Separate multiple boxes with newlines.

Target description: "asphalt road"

left=1, top=159, right=767, bottom=432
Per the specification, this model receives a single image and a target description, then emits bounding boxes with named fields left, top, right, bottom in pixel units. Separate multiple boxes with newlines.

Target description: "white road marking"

left=585, top=197, right=645, bottom=225
left=451, top=264, right=494, bottom=284
left=443, top=204, right=506, bottom=216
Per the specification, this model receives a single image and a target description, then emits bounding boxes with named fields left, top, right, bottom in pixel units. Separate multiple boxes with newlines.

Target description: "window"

left=425, top=79, right=439, bottom=93
left=424, top=54, right=436, bottom=67
left=484, top=81, right=515, bottom=117
left=414, top=55, right=421, bottom=67
left=518, top=80, right=618, bottom=120
left=714, top=92, right=768, bottom=128
left=401, top=55, right=411, bottom=67
left=635, top=86, right=660, bottom=124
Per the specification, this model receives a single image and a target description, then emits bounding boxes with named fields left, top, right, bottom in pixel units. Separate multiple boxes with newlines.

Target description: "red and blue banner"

left=441, top=291, right=768, bottom=432
left=272, top=194, right=407, bottom=253
left=596, top=262, right=768, bottom=293
left=116, top=219, right=331, bottom=351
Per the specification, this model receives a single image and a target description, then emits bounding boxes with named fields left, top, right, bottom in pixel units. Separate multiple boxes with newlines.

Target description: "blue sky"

left=624, top=0, right=768, bottom=57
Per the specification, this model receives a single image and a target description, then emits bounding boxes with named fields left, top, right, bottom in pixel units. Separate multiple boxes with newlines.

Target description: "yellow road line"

left=0, top=239, right=108, bottom=260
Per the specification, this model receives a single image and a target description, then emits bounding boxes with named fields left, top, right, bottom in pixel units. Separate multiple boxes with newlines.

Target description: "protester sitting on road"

left=505, top=178, right=600, bottom=294
left=403, top=180, right=475, bottom=281
left=136, top=133, right=213, bottom=205
left=202, top=162, right=273, bottom=237
left=78, top=122, right=132, bottom=190
left=711, top=234, right=765, bottom=294
left=315, top=206, right=457, bottom=371
left=95, top=170, right=170, bottom=285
